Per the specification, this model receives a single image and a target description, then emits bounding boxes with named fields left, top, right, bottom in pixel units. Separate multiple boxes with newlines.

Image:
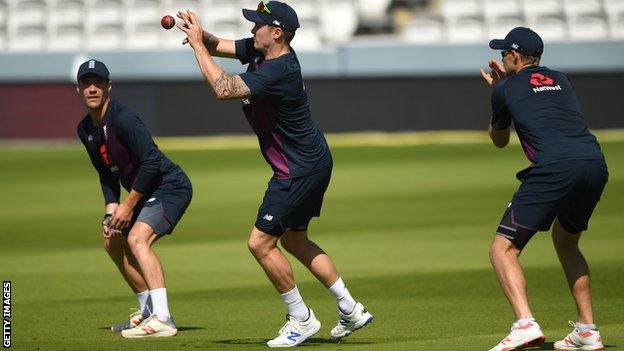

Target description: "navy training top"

left=235, top=37, right=332, bottom=179
left=490, top=66, right=604, bottom=166
left=77, top=100, right=183, bottom=205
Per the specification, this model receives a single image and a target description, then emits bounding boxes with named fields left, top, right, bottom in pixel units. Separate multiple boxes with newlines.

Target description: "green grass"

left=0, top=141, right=622, bottom=350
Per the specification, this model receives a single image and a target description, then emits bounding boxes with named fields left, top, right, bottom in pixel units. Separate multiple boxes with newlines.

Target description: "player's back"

left=501, top=66, right=604, bottom=165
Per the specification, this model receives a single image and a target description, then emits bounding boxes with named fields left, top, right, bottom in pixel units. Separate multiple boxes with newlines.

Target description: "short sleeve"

left=239, top=60, right=289, bottom=99
left=490, top=82, right=512, bottom=130
left=235, top=38, right=261, bottom=65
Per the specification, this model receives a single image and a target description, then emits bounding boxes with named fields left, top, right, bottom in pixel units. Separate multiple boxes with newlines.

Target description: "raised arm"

left=481, top=59, right=511, bottom=148
left=177, top=12, right=237, bottom=58
left=178, top=10, right=251, bottom=100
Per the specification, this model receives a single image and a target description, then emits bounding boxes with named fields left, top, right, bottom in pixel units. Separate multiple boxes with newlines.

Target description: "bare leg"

left=125, top=221, right=175, bottom=322
left=280, top=230, right=340, bottom=288
left=126, top=222, right=165, bottom=289
left=104, top=234, right=148, bottom=293
left=247, top=227, right=296, bottom=294
left=552, top=219, right=594, bottom=324
left=489, top=235, right=534, bottom=320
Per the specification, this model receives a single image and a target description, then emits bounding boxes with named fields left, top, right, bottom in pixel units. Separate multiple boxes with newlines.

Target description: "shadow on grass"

left=98, top=326, right=205, bottom=331
left=533, top=342, right=617, bottom=350
left=214, top=337, right=372, bottom=346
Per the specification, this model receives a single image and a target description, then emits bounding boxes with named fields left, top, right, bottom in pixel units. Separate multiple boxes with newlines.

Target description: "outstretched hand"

left=480, top=59, right=507, bottom=89
left=177, top=10, right=204, bottom=48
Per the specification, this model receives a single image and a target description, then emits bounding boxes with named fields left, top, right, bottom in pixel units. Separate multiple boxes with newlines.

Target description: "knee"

left=247, top=235, right=267, bottom=258
left=489, top=235, right=519, bottom=260
left=489, top=242, right=500, bottom=262
left=127, top=232, right=148, bottom=255
left=247, top=230, right=277, bottom=258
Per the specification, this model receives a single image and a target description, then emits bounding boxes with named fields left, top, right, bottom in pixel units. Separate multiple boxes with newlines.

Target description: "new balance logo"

left=87, top=134, right=93, bottom=142
left=286, top=331, right=301, bottom=342
left=147, top=197, right=156, bottom=203
left=263, top=214, right=274, bottom=221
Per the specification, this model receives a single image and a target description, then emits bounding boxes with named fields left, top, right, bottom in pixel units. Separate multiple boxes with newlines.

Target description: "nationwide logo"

left=529, top=73, right=561, bottom=93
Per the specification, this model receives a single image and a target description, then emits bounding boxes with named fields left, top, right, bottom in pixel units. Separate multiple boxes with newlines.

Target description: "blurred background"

left=1, top=0, right=623, bottom=139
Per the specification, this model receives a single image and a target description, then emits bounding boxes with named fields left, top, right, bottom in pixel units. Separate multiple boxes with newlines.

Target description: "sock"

left=281, top=286, right=309, bottom=321
left=577, top=323, right=597, bottom=331
left=150, top=288, right=171, bottom=321
left=517, top=318, right=535, bottom=326
left=136, top=290, right=151, bottom=317
left=329, top=278, right=357, bottom=314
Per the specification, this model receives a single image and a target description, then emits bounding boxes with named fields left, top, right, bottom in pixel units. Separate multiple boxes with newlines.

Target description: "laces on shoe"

left=138, top=315, right=157, bottom=327
left=277, top=316, right=296, bottom=337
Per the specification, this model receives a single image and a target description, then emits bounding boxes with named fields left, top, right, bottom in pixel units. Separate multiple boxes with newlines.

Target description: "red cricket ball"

left=161, top=15, right=175, bottom=30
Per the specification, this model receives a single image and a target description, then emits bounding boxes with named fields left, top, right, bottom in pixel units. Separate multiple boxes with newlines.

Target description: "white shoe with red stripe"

left=111, top=309, right=144, bottom=333
left=554, top=321, right=604, bottom=351
left=121, top=315, right=177, bottom=338
left=488, top=319, right=546, bottom=351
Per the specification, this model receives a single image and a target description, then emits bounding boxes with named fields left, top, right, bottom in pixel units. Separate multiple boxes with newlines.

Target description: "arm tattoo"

left=214, top=72, right=250, bottom=99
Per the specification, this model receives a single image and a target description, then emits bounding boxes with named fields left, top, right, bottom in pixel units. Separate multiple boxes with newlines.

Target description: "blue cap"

left=489, top=27, right=544, bottom=57
left=242, top=1, right=300, bottom=33
left=77, top=59, right=110, bottom=82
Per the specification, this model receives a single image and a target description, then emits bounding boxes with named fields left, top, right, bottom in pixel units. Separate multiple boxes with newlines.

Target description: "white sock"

left=577, top=323, right=597, bottom=331
left=517, top=318, right=535, bottom=326
left=281, top=286, right=309, bottom=321
left=329, top=278, right=356, bottom=314
left=150, top=288, right=171, bottom=321
left=136, top=290, right=151, bottom=317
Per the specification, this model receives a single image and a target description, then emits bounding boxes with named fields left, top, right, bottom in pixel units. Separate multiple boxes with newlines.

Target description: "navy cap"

left=77, top=59, right=110, bottom=82
left=242, top=1, right=300, bottom=33
left=489, top=27, right=544, bottom=57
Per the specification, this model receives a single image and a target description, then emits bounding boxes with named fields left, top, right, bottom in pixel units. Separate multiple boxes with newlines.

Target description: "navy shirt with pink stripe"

left=77, top=100, right=181, bottom=205
left=235, top=38, right=332, bottom=179
left=490, top=66, right=604, bottom=166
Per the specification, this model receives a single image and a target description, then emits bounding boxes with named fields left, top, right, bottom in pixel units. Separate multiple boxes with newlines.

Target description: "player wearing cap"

left=75, top=59, right=193, bottom=338
left=176, top=1, right=373, bottom=347
left=480, top=28, right=608, bottom=351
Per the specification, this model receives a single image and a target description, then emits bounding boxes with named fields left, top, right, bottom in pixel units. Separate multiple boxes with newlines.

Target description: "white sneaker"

left=111, top=309, right=144, bottom=333
left=121, top=314, right=177, bottom=338
left=489, top=319, right=546, bottom=351
left=266, top=309, right=321, bottom=348
left=554, top=321, right=604, bottom=351
left=330, top=302, right=374, bottom=339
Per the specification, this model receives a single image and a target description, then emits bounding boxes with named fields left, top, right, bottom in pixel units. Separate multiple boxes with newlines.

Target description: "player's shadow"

left=214, top=337, right=372, bottom=346
left=533, top=342, right=617, bottom=350
left=98, top=326, right=205, bottom=331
